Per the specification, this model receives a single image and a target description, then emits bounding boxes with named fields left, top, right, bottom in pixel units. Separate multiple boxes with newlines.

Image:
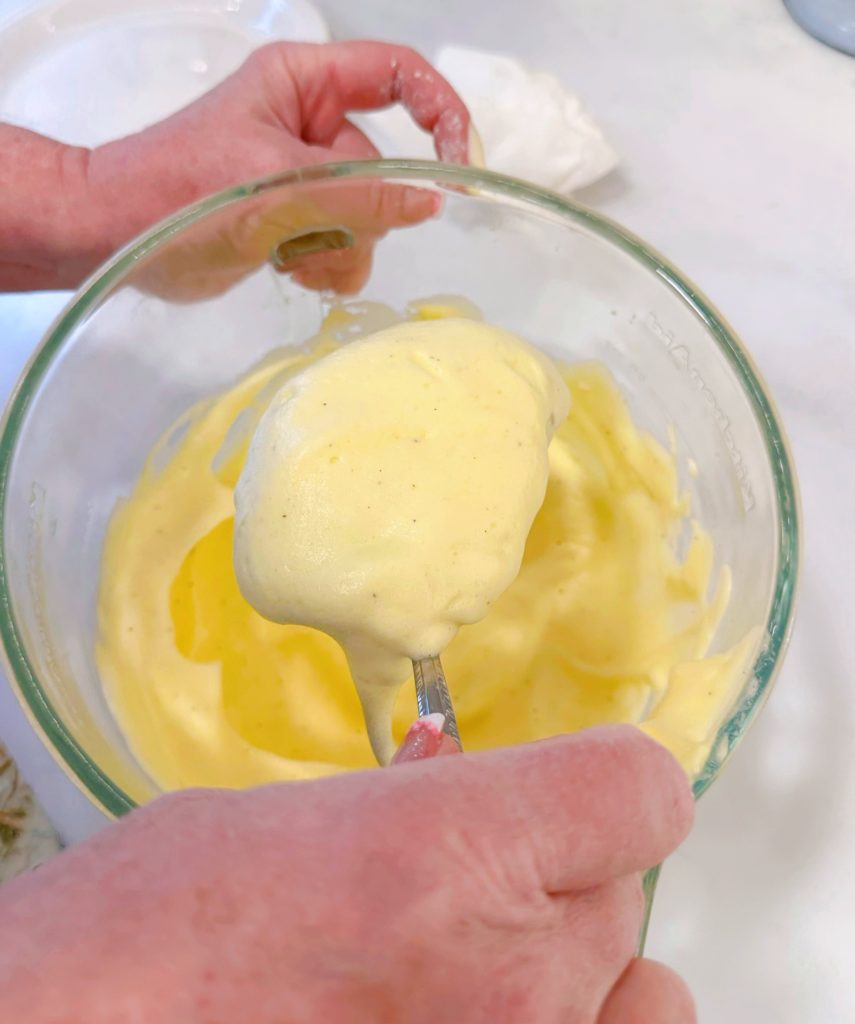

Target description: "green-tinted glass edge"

left=0, top=160, right=800, bottom=817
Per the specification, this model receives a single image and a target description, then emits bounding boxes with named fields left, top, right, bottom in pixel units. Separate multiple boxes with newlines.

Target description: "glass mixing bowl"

left=0, top=161, right=799, bottom=818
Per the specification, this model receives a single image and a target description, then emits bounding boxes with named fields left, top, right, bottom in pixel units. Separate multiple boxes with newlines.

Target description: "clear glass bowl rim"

left=0, top=159, right=801, bottom=817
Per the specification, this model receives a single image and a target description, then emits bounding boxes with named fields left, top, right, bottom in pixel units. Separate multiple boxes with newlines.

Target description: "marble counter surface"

left=1, top=0, right=853, bottom=1019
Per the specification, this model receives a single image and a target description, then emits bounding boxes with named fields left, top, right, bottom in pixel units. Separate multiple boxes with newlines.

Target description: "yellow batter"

left=97, top=302, right=753, bottom=791
left=234, top=318, right=569, bottom=765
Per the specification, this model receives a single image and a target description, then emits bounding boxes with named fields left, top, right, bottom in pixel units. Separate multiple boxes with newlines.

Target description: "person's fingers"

left=558, top=874, right=645, bottom=963
left=291, top=120, right=383, bottom=293
left=389, top=724, right=694, bottom=893
left=324, top=119, right=381, bottom=161
left=0, top=260, right=60, bottom=291
left=290, top=237, right=376, bottom=295
left=597, top=958, right=696, bottom=1024
left=250, top=41, right=473, bottom=163
left=551, top=874, right=646, bottom=1013
left=392, top=714, right=462, bottom=764
left=132, top=169, right=439, bottom=301
left=278, top=176, right=440, bottom=294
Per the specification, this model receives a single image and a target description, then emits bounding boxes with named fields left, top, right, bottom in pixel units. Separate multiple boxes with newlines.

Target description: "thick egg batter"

left=97, top=303, right=752, bottom=790
left=234, top=318, right=569, bottom=764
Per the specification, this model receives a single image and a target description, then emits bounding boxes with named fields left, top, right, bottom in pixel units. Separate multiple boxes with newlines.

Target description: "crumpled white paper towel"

left=354, top=45, right=618, bottom=195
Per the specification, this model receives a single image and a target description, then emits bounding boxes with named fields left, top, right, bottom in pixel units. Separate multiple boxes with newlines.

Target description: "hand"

left=126, top=166, right=443, bottom=301
left=0, top=41, right=474, bottom=291
left=88, top=41, right=473, bottom=284
left=0, top=725, right=695, bottom=1023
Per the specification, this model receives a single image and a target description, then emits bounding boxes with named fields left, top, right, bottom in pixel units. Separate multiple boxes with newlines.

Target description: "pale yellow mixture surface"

left=234, top=318, right=569, bottom=764
left=97, top=303, right=752, bottom=790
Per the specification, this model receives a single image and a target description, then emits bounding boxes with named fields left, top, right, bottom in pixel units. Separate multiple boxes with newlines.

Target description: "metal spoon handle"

left=413, top=655, right=462, bottom=750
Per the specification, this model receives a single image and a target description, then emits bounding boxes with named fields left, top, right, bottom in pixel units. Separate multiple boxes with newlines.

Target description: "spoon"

left=412, top=655, right=462, bottom=750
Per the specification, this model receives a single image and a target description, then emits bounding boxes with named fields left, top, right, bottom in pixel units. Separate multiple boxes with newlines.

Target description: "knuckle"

left=243, top=41, right=297, bottom=85
left=246, top=41, right=283, bottom=67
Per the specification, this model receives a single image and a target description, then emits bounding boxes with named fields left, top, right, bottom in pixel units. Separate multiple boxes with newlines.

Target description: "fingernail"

left=467, top=123, right=486, bottom=169
left=392, top=714, right=453, bottom=764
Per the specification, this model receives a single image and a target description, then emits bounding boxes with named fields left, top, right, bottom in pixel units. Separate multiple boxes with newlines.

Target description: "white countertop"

left=1, top=0, right=854, bottom=1020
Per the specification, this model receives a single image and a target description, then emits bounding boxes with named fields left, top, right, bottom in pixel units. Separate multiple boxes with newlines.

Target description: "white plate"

left=0, top=0, right=330, bottom=146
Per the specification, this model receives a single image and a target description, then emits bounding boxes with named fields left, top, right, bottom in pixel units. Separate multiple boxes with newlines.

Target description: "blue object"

left=784, top=0, right=855, bottom=56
